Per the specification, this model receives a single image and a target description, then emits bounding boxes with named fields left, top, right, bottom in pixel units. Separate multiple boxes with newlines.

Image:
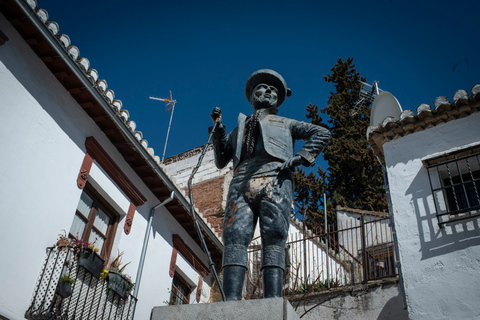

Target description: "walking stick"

left=187, top=121, right=226, bottom=301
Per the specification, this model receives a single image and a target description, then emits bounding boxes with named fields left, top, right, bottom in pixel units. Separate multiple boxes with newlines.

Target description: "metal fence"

left=25, top=246, right=136, bottom=320
left=246, top=215, right=397, bottom=297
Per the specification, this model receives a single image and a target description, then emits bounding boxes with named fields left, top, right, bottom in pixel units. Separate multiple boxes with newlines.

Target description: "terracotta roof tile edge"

left=28, top=2, right=168, bottom=165
left=367, top=84, right=480, bottom=164
left=20, top=0, right=223, bottom=247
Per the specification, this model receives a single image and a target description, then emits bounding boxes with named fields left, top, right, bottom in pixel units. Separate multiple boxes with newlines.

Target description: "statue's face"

left=250, top=83, right=278, bottom=111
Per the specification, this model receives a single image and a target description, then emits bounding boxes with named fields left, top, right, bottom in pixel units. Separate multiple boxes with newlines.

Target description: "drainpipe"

left=130, top=191, right=175, bottom=318
left=324, top=193, right=330, bottom=289
left=133, top=191, right=175, bottom=301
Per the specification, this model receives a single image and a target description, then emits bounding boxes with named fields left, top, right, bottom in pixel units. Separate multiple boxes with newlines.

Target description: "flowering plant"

left=72, top=238, right=100, bottom=253
left=55, top=230, right=99, bottom=252
left=55, top=230, right=72, bottom=248
left=100, top=269, right=109, bottom=279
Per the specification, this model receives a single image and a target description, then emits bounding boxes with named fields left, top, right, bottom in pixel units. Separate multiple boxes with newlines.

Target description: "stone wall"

left=291, top=279, right=408, bottom=320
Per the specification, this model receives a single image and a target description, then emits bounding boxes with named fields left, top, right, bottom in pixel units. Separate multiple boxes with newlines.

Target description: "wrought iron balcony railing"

left=25, top=246, right=136, bottom=320
left=246, top=215, right=398, bottom=298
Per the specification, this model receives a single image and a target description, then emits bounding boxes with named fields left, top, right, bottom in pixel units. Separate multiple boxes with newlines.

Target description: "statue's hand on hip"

left=279, top=156, right=304, bottom=171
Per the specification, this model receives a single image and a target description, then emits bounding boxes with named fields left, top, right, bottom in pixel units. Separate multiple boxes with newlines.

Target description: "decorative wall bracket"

left=76, top=137, right=147, bottom=235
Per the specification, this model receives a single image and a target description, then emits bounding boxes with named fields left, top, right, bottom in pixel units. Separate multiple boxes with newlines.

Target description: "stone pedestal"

left=151, top=298, right=300, bottom=320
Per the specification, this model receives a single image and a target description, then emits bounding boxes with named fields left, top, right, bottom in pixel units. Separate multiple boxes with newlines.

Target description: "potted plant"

left=58, top=274, right=76, bottom=298
left=56, top=230, right=73, bottom=248
left=74, top=239, right=105, bottom=279
left=105, top=250, right=134, bottom=299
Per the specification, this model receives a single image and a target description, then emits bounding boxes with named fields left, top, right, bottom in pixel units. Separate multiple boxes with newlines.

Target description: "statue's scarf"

left=242, top=110, right=261, bottom=159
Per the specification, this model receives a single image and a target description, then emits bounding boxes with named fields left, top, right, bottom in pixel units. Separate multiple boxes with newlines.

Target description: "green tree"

left=294, top=57, right=387, bottom=230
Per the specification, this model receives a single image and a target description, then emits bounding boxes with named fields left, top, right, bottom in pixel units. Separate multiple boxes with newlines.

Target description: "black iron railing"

left=169, top=283, right=189, bottom=305
left=25, top=246, right=136, bottom=320
left=246, top=216, right=397, bottom=297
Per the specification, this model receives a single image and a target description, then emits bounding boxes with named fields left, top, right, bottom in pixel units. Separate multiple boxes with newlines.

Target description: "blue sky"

left=41, top=0, right=479, bottom=161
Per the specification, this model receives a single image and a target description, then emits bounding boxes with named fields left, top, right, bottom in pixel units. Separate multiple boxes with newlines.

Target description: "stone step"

left=151, top=297, right=300, bottom=320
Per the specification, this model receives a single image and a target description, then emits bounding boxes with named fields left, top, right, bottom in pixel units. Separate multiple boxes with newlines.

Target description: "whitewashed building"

left=367, top=85, right=480, bottom=319
left=0, top=1, right=222, bottom=319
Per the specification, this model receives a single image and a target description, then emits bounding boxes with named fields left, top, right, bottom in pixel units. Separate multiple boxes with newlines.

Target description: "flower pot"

left=58, top=282, right=73, bottom=298
left=107, top=271, right=131, bottom=299
left=78, top=249, right=105, bottom=278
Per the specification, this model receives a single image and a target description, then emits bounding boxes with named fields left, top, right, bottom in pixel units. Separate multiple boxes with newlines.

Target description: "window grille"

left=169, top=273, right=192, bottom=305
left=425, top=146, right=480, bottom=226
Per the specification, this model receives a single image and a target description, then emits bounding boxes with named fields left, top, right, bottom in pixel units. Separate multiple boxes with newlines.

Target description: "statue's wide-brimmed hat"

left=245, top=69, right=292, bottom=107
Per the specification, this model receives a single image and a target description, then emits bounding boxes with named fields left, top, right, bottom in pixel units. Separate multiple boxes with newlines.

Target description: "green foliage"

left=59, top=274, right=76, bottom=284
left=105, top=249, right=134, bottom=297
left=302, top=278, right=340, bottom=293
left=285, top=277, right=340, bottom=295
left=163, top=287, right=171, bottom=305
left=218, top=206, right=225, bottom=217
left=106, top=250, right=131, bottom=273
left=293, top=166, right=335, bottom=231
left=295, top=57, right=387, bottom=227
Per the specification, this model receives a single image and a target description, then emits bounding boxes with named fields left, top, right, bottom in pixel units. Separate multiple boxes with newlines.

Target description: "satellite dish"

left=370, top=91, right=403, bottom=127
left=366, top=126, right=372, bottom=140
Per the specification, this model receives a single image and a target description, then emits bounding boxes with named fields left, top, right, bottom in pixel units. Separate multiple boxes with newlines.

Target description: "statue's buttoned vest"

left=231, top=113, right=295, bottom=170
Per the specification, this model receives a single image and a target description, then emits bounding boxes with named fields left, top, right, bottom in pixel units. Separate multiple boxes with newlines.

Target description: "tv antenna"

left=149, top=91, right=177, bottom=162
left=351, top=81, right=382, bottom=116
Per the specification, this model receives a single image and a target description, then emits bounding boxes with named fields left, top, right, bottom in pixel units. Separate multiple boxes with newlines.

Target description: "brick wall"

left=189, top=176, right=225, bottom=236
left=165, top=146, right=232, bottom=237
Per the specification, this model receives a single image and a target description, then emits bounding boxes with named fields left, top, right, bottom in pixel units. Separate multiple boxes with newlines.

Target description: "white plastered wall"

left=0, top=12, right=210, bottom=320
left=383, top=112, right=480, bottom=320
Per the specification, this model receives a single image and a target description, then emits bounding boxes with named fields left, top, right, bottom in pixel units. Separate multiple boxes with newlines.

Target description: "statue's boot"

left=263, top=267, right=284, bottom=298
left=223, top=265, right=246, bottom=301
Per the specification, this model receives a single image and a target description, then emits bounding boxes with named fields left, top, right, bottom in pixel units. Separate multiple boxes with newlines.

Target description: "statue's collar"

left=240, top=107, right=278, bottom=123
left=254, top=107, right=278, bottom=120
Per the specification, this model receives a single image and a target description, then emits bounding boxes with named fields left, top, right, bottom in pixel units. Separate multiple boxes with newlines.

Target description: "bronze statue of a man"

left=209, top=69, right=331, bottom=300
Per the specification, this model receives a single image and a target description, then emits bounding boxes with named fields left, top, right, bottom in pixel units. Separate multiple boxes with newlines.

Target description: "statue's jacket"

left=211, top=108, right=331, bottom=170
